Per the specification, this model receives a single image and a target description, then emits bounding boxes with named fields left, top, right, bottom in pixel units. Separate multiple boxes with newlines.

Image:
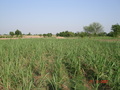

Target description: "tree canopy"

left=15, top=29, right=22, bottom=36
left=43, top=33, right=52, bottom=37
left=83, top=22, right=103, bottom=35
left=9, top=31, right=14, bottom=37
left=56, top=31, right=74, bottom=37
left=111, top=24, right=120, bottom=37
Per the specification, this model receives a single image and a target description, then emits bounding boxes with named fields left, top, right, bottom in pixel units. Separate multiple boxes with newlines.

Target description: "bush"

left=97, top=32, right=107, bottom=36
left=56, top=31, right=75, bottom=37
left=15, top=29, right=22, bottom=36
left=47, top=33, right=52, bottom=37
left=9, top=32, right=15, bottom=37
left=39, top=34, right=42, bottom=37
left=43, top=34, right=47, bottom=37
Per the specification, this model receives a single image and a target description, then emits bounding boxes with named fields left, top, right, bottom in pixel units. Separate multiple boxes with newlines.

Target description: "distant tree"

left=28, top=32, right=31, bottom=35
left=4, top=34, right=8, bottom=35
left=84, top=22, right=103, bottom=35
left=43, top=34, right=47, bottom=37
left=47, top=33, right=52, bottom=37
left=59, top=31, right=66, bottom=37
left=39, top=34, right=42, bottom=37
left=111, top=24, right=120, bottom=37
left=83, top=26, right=93, bottom=34
left=9, top=31, right=14, bottom=37
left=15, top=29, right=22, bottom=36
left=98, top=32, right=107, bottom=36
left=56, top=33, right=59, bottom=36
left=56, top=32, right=64, bottom=37
left=75, top=32, right=88, bottom=37
left=79, top=32, right=88, bottom=37
left=67, top=31, right=75, bottom=37
left=56, top=31, right=74, bottom=37
left=107, top=31, right=114, bottom=37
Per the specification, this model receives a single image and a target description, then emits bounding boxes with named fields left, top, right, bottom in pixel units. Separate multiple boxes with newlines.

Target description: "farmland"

left=0, top=38, right=120, bottom=90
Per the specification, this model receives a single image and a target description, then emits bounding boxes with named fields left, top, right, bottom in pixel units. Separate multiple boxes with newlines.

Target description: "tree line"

left=8, top=22, right=120, bottom=38
left=56, top=22, right=120, bottom=37
left=9, top=30, right=53, bottom=38
left=9, top=29, right=22, bottom=37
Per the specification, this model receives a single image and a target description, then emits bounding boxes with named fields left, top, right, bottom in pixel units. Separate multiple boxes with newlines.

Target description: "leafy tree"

left=98, top=32, right=107, bottom=36
left=83, top=26, right=93, bottom=34
left=56, top=33, right=59, bottom=36
left=27, top=32, right=31, bottom=35
left=39, top=34, right=42, bottom=37
left=75, top=32, right=88, bottom=37
left=56, top=31, right=74, bottom=37
left=84, top=22, right=103, bottom=35
left=43, top=33, right=52, bottom=37
left=15, top=29, right=22, bottom=36
left=9, top=31, right=14, bottom=37
left=67, top=31, right=75, bottom=37
left=43, top=34, right=47, bottom=37
left=111, top=24, right=120, bottom=37
left=107, top=31, right=114, bottom=37
left=47, top=33, right=52, bottom=37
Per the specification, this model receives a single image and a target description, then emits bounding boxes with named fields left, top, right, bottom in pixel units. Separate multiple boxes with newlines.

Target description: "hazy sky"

left=0, top=0, right=120, bottom=34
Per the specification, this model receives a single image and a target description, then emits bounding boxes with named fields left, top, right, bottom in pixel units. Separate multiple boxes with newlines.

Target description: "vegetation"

left=46, top=33, right=52, bottom=37
left=75, top=32, right=88, bottom=37
left=1, top=23, right=120, bottom=38
left=15, top=29, right=22, bottom=37
left=0, top=35, right=12, bottom=38
left=43, top=33, right=52, bottom=37
left=97, top=32, right=107, bottom=36
left=83, top=22, right=103, bottom=35
left=111, top=24, right=120, bottom=37
left=27, top=32, right=31, bottom=35
left=43, top=34, right=47, bottom=37
left=9, top=32, right=15, bottom=37
left=39, top=34, right=42, bottom=37
left=0, top=38, right=119, bottom=90
left=7, top=30, right=23, bottom=38
left=56, top=31, right=75, bottom=37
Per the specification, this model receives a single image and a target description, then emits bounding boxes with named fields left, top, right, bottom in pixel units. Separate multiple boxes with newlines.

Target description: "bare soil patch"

left=0, top=38, right=18, bottom=40
left=23, top=35, right=43, bottom=38
left=0, top=35, right=43, bottom=40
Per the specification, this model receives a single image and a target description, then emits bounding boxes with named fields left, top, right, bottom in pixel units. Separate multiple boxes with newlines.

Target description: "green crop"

left=0, top=38, right=119, bottom=90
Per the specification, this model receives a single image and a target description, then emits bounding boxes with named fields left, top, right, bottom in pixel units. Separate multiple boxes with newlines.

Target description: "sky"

left=0, top=0, right=120, bottom=34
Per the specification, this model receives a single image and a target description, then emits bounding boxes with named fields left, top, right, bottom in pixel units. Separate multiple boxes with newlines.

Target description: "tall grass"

left=0, top=38, right=119, bottom=90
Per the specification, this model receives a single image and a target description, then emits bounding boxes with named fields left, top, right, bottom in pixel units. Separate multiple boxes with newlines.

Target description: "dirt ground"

left=1, top=36, right=119, bottom=41
left=0, top=38, right=18, bottom=40
left=0, top=35, right=43, bottom=40
left=23, top=36, right=43, bottom=38
left=0, top=36, right=65, bottom=40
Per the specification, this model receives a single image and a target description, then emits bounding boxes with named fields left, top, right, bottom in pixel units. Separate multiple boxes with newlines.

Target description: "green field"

left=0, top=38, right=120, bottom=90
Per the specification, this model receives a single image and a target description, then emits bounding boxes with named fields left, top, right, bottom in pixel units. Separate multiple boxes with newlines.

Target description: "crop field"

left=0, top=38, right=120, bottom=90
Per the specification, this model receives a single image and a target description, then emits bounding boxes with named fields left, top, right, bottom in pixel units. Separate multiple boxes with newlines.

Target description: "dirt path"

left=0, top=36, right=65, bottom=40
left=0, top=38, right=18, bottom=40
left=0, top=36, right=43, bottom=40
